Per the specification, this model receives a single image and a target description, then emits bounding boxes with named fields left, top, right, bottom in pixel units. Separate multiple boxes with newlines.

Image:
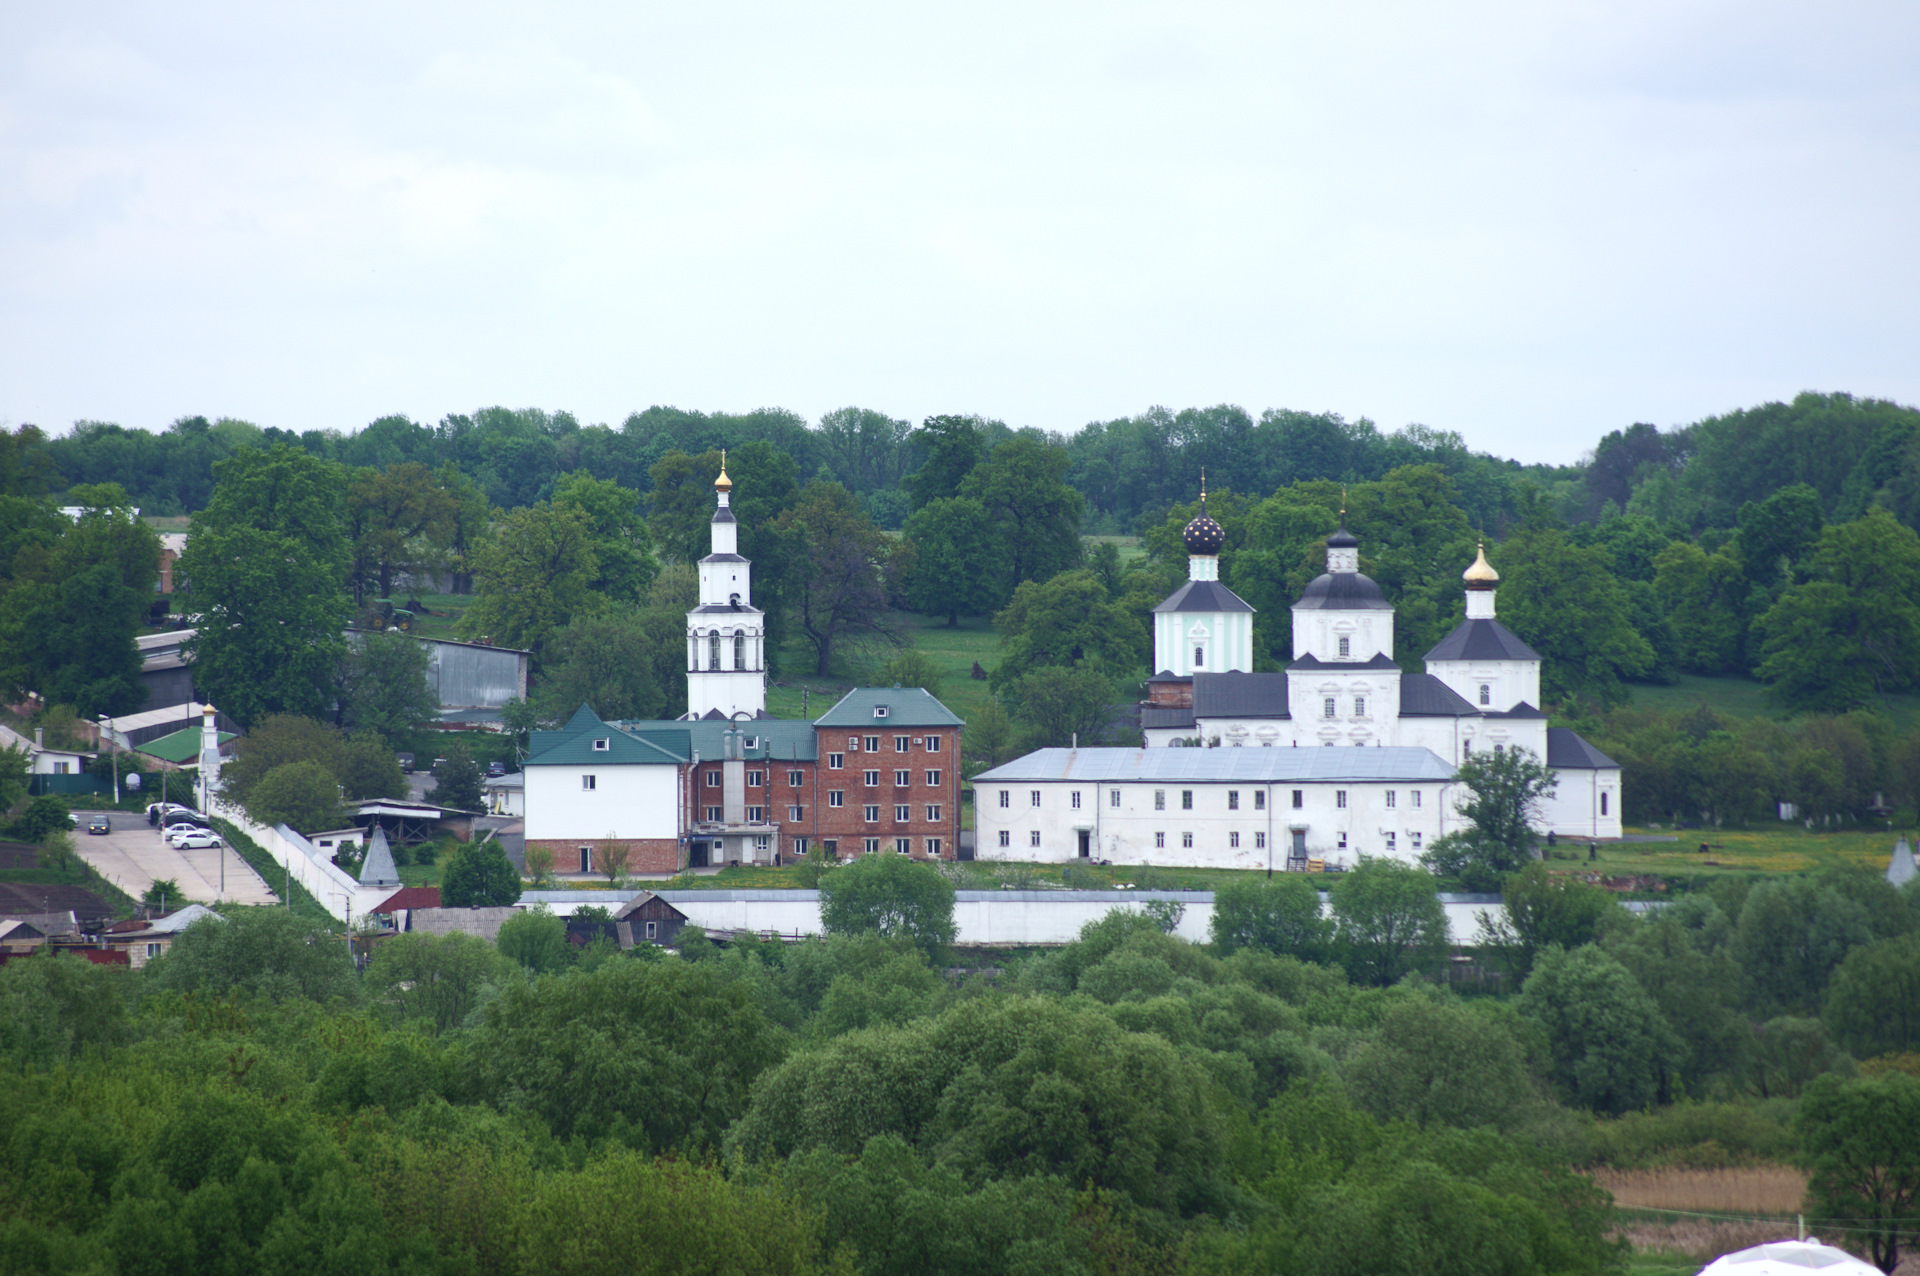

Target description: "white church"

left=974, top=492, right=1621, bottom=871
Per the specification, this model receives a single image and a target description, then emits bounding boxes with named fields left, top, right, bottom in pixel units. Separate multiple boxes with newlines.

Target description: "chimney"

left=34, top=727, right=44, bottom=748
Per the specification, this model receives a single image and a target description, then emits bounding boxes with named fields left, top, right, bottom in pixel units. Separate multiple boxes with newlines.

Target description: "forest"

left=2, top=851, right=1918, bottom=1276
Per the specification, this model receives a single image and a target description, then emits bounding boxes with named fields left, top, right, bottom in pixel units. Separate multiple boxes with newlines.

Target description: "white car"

left=167, top=829, right=224, bottom=850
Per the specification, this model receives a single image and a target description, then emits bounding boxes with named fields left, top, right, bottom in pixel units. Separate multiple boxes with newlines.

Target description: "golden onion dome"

left=1463, top=542, right=1499, bottom=589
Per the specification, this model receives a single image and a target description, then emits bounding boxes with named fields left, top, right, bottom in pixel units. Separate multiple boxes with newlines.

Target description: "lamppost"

left=97, top=716, right=119, bottom=804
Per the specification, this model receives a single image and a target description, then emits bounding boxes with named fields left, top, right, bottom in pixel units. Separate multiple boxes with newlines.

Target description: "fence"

left=213, top=800, right=398, bottom=923
left=30, top=774, right=111, bottom=796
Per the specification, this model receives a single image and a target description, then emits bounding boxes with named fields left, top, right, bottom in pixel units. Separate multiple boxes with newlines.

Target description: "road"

left=73, top=810, right=279, bottom=907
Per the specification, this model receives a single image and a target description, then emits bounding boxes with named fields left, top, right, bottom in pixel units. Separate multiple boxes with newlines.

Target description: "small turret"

left=1464, top=542, right=1498, bottom=619
left=1180, top=472, right=1225, bottom=581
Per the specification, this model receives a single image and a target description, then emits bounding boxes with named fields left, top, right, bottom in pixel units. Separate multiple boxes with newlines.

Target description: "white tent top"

left=1697, top=1240, right=1881, bottom=1275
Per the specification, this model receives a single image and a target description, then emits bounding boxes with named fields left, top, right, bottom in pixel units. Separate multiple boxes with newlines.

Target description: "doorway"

left=1289, top=830, right=1307, bottom=868
left=1077, top=830, right=1091, bottom=858
left=689, top=840, right=709, bottom=868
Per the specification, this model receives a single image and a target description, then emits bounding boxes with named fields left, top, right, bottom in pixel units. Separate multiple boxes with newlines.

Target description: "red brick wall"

left=809, top=725, right=959, bottom=859
left=527, top=838, right=681, bottom=876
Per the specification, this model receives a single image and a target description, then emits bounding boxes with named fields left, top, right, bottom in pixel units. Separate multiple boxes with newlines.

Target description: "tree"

left=1492, top=528, right=1655, bottom=708
left=345, top=461, right=458, bottom=603
left=899, top=497, right=996, bottom=625
left=441, top=837, right=521, bottom=907
left=338, top=631, right=438, bottom=741
left=1757, top=511, right=1920, bottom=711
left=817, top=853, right=957, bottom=960
left=457, top=501, right=600, bottom=658
left=1343, top=997, right=1549, bottom=1133
left=179, top=444, right=352, bottom=725
left=1825, top=934, right=1920, bottom=1061
left=1797, top=1072, right=1920, bottom=1273
left=1518, top=943, right=1683, bottom=1114
left=553, top=471, right=658, bottom=604
left=364, top=930, right=513, bottom=1033
left=1732, top=874, right=1886, bottom=1015
left=16, top=490, right=159, bottom=716
left=221, top=713, right=403, bottom=807
left=963, top=698, right=1016, bottom=776
left=1603, top=903, right=1748, bottom=1097
left=145, top=907, right=362, bottom=1004
left=531, top=609, right=672, bottom=722
left=1421, top=748, right=1556, bottom=892
left=990, top=570, right=1145, bottom=693
left=245, top=761, right=346, bottom=834
left=870, top=649, right=943, bottom=702
left=776, top=482, right=900, bottom=676
left=1210, top=875, right=1331, bottom=962
left=431, top=742, right=486, bottom=813
left=1328, top=858, right=1450, bottom=986
left=958, top=435, right=1084, bottom=606
left=1006, top=665, right=1119, bottom=750
left=1482, top=862, right=1622, bottom=980
left=495, top=905, right=573, bottom=974
left=903, top=414, right=988, bottom=509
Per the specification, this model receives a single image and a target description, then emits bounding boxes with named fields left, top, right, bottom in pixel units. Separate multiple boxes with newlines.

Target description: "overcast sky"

left=3, top=1, right=1916, bottom=465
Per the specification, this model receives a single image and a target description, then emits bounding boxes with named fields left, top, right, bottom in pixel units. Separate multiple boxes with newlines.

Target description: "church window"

left=1323, top=698, right=1336, bottom=719
left=1354, top=697, right=1366, bottom=717
left=1601, top=792, right=1610, bottom=816
left=1182, top=832, right=1194, bottom=848
left=708, top=633, right=721, bottom=670
left=1255, top=831, right=1266, bottom=848
left=1194, top=645, right=1205, bottom=668
left=734, top=633, right=746, bottom=669
left=1030, top=830, right=1041, bottom=847
left=1336, top=790, right=1347, bottom=809
left=1479, top=684, right=1491, bottom=705
left=1338, top=635, right=1350, bottom=658
left=1155, top=832, right=1165, bottom=848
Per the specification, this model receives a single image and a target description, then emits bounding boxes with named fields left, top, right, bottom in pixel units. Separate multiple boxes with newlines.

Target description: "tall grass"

left=1593, top=1166, right=1807, bottom=1214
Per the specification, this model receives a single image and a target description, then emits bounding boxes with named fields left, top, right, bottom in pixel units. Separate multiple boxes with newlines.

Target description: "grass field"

left=1628, top=672, right=1920, bottom=730
left=1574, top=826, right=1907, bottom=882
left=1598, top=1165, right=1817, bottom=1271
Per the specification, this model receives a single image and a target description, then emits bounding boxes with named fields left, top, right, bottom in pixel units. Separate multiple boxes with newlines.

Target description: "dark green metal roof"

left=528, top=706, right=689, bottom=766
left=814, top=686, right=964, bottom=728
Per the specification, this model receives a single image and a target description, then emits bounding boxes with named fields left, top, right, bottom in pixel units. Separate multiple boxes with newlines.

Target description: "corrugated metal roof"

left=1193, top=672, right=1290, bottom=719
left=814, top=686, right=963, bottom=728
left=138, top=725, right=236, bottom=764
left=974, top=746, right=1456, bottom=783
left=1424, top=618, right=1542, bottom=663
left=529, top=705, right=690, bottom=766
left=1152, top=580, right=1255, bottom=614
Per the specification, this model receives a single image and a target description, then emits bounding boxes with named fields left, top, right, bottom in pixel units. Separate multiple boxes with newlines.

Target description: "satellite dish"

left=126, top=773, right=143, bottom=791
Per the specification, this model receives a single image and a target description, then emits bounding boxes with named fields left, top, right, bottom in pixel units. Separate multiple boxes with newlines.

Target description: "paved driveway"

left=73, top=811, right=279, bottom=907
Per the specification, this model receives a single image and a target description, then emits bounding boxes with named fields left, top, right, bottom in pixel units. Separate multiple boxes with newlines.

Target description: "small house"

left=613, top=892, right=689, bottom=949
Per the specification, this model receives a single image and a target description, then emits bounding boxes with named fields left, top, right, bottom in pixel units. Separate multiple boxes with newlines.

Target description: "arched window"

left=1337, top=635, right=1350, bottom=658
left=1600, top=792, right=1609, bottom=816
left=708, top=633, right=721, bottom=670
left=1193, top=645, right=1205, bottom=668
left=1478, top=684, right=1491, bottom=705
left=734, top=633, right=746, bottom=670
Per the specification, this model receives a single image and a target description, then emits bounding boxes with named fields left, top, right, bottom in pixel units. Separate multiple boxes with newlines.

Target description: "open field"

left=1628, top=672, right=1920, bottom=730
left=766, top=614, right=1002, bottom=725
left=1574, top=826, right=1908, bottom=882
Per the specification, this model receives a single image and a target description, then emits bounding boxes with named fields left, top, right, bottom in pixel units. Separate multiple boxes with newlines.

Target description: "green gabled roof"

left=814, top=686, right=964, bottom=728
left=528, top=706, right=689, bottom=766
left=680, top=719, right=819, bottom=763
left=137, top=725, right=236, bottom=765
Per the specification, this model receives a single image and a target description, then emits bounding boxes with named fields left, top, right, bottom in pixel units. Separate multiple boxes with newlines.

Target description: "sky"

left=3, top=1, right=1917, bottom=466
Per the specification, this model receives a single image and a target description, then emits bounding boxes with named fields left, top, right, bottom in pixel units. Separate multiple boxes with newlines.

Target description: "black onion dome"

left=1294, top=571, right=1392, bottom=610
left=1182, top=509, right=1225, bottom=555
left=1326, top=524, right=1360, bottom=549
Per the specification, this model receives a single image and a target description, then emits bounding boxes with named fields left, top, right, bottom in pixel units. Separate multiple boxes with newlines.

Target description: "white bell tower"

left=686, top=452, right=767, bottom=719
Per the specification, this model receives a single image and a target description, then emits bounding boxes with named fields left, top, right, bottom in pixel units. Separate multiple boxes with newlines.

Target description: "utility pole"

left=98, top=716, right=119, bottom=805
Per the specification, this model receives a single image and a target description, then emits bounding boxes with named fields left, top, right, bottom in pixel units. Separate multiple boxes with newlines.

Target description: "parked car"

left=161, top=812, right=210, bottom=831
left=86, top=814, right=112, bottom=835
left=486, top=759, right=507, bottom=778
left=397, top=752, right=416, bottom=774
left=167, top=829, right=223, bottom=850
left=147, top=802, right=194, bottom=826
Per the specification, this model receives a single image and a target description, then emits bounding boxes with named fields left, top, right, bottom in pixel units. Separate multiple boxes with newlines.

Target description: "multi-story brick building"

left=523, top=456, right=963, bottom=875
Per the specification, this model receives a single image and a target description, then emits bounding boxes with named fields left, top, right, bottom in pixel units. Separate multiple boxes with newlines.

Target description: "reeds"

left=1593, top=1165, right=1808, bottom=1215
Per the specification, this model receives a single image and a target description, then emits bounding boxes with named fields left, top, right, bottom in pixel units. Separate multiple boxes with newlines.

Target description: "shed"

left=405, top=907, right=521, bottom=942
left=613, top=892, right=689, bottom=948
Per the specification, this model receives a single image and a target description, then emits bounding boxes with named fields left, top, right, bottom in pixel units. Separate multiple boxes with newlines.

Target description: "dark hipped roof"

left=815, top=686, right=964, bottom=728
left=1546, top=727, right=1617, bottom=770
left=1424, top=618, right=1542, bottom=663
left=1293, top=572, right=1392, bottom=610
left=1397, top=674, right=1479, bottom=716
left=1153, top=580, right=1255, bottom=614
left=1485, top=702, right=1548, bottom=720
left=1146, top=670, right=1191, bottom=684
left=1140, top=707, right=1198, bottom=730
left=1287, top=652, right=1400, bottom=672
left=1192, top=671, right=1290, bottom=719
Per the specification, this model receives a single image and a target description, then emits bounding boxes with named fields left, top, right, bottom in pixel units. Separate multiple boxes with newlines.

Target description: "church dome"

left=1326, top=524, right=1359, bottom=549
left=1463, top=543, right=1499, bottom=590
left=1182, top=508, right=1225, bottom=555
left=1295, top=570, right=1392, bottom=610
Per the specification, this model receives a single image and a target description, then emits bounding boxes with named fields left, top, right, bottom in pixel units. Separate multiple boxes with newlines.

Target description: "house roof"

left=1398, top=674, right=1480, bottom=717
left=528, top=705, right=690, bottom=767
left=1545, top=728, right=1618, bottom=770
left=814, top=686, right=964, bottom=728
left=1424, top=618, right=1542, bottom=663
left=138, top=724, right=237, bottom=765
left=1152, top=580, right=1255, bottom=614
left=358, top=825, right=400, bottom=888
left=1140, top=707, right=1197, bottom=731
left=406, top=907, right=521, bottom=941
left=0, top=920, right=46, bottom=944
left=370, top=886, right=442, bottom=913
left=114, top=903, right=223, bottom=940
left=974, top=746, right=1457, bottom=784
left=483, top=772, right=524, bottom=790
left=1193, top=672, right=1290, bottom=719
left=672, top=719, right=819, bottom=763
left=613, top=891, right=688, bottom=923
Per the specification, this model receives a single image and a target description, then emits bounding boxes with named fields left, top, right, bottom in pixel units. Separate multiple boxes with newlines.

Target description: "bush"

left=441, top=838, right=522, bottom=908
left=1584, top=1100, right=1798, bottom=1168
left=5, top=796, right=72, bottom=843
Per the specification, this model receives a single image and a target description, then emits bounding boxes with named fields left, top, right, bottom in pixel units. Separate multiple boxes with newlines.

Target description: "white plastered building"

left=685, top=453, right=768, bottom=721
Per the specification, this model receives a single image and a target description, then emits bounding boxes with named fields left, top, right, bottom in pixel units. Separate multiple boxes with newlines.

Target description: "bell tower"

left=685, top=452, right=767, bottom=719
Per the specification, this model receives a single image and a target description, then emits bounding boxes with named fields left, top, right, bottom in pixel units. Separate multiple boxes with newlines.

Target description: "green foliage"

left=221, top=712, right=404, bottom=811
left=364, top=929, right=513, bottom=1033
left=11, top=495, right=159, bottom=716
left=818, top=852, right=957, bottom=960
left=1518, top=944, right=1683, bottom=1114
left=495, top=904, right=572, bottom=974
left=1824, top=934, right=1920, bottom=1061
left=245, top=760, right=347, bottom=834
left=457, top=500, right=601, bottom=658
left=1796, top=1071, right=1920, bottom=1273
left=145, top=906, right=362, bottom=1005
left=1425, top=747, right=1556, bottom=894
left=338, top=631, right=438, bottom=740
left=531, top=607, right=677, bottom=722
left=1210, top=875, right=1331, bottom=962
left=869, top=648, right=943, bottom=701
left=1342, top=996, right=1552, bottom=1134
left=440, top=837, right=521, bottom=907
left=991, top=569, right=1144, bottom=693
left=180, top=443, right=352, bottom=725
left=899, top=496, right=998, bottom=625
left=5, top=795, right=72, bottom=843
left=1483, top=863, right=1623, bottom=980
left=1585, top=1099, right=1796, bottom=1169
left=1732, top=871, right=1906, bottom=1015
left=431, top=741, right=486, bottom=813
left=0, top=742, right=28, bottom=815
left=0, top=951, right=133, bottom=1071
left=552, top=470, right=658, bottom=603
left=141, top=877, right=184, bottom=909
left=1006, top=664, right=1121, bottom=749
left=776, top=481, right=901, bottom=676
left=1757, top=510, right=1920, bottom=711
left=958, top=435, right=1085, bottom=607
left=1329, top=858, right=1449, bottom=987
left=1494, top=528, right=1655, bottom=708
left=344, top=460, right=461, bottom=602
left=1601, top=901, right=1748, bottom=1096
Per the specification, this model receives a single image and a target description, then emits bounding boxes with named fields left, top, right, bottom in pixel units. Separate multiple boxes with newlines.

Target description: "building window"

left=925, top=805, right=941, bottom=821
left=863, top=805, right=879, bottom=822
left=592, top=737, right=609, bottom=751
left=1385, top=791, right=1396, bottom=809
left=999, top=830, right=1011, bottom=846
left=1109, top=789, right=1120, bottom=807
left=748, top=770, right=764, bottom=787
left=707, top=633, right=720, bottom=670
left=864, top=770, right=879, bottom=786
left=1176, top=790, right=1190, bottom=812
left=1336, top=790, right=1347, bottom=809
left=1071, top=791, right=1082, bottom=809
left=755, top=835, right=771, bottom=853
left=1338, top=832, right=1348, bottom=851
left=147, top=942, right=161, bottom=959
left=1354, top=697, right=1366, bottom=717
left=734, top=633, right=745, bottom=669
left=926, top=838, right=942, bottom=856
left=874, top=705, right=889, bottom=719
left=895, top=804, right=910, bottom=822
left=788, top=805, right=803, bottom=820
left=1338, top=635, right=1350, bottom=657
left=1385, top=831, right=1397, bottom=851
left=864, top=838, right=880, bottom=854
left=644, top=921, right=657, bottom=940
left=707, top=772, right=721, bottom=787
left=1462, top=740, right=1472, bottom=756
left=1154, top=790, right=1166, bottom=810
left=1030, top=830, right=1041, bottom=847
left=895, top=769, right=910, bottom=786
left=896, top=837, right=911, bottom=854
left=704, top=806, right=722, bottom=821
left=895, top=735, right=910, bottom=752
left=1290, top=789, right=1303, bottom=809
left=1601, top=792, right=1610, bottom=816
left=925, top=735, right=942, bottom=752
left=828, top=791, right=844, bottom=807
left=1255, top=790, right=1266, bottom=810
left=864, top=736, right=880, bottom=752
left=582, top=774, right=596, bottom=790
left=1155, top=832, right=1165, bottom=848
left=1410, top=832, right=1423, bottom=850
left=747, top=806, right=765, bottom=822
left=1229, top=831, right=1240, bottom=848
left=1479, top=683, right=1491, bottom=705
left=788, top=769, right=803, bottom=786
left=1181, top=831, right=1194, bottom=848
left=1411, top=791, right=1422, bottom=808
left=1323, top=698, right=1336, bottom=719
left=828, top=753, right=844, bottom=769
left=848, top=736, right=860, bottom=751
left=824, top=840, right=838, bottom=856
left=999, top=790, right=1009, bottom=808
left=1228, top=790, right=1240, bottom=810
left=1255, top=831, right=1266, bottom=849
left=1194, top=645, right=1205, bottom=667
left=1030, top=790, right=1041, bottom=807
left=925, top=770, right=942, bottom=786
left=792, top=837, right=809, bottom=855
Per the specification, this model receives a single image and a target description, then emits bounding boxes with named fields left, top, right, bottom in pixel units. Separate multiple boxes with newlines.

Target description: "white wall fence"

left=215, top=800, right=396, bottom=923
left=523, top=889, right=1513, bottom=947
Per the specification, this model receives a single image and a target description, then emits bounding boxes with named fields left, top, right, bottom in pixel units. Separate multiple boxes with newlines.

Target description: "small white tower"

left=197, top=704, right=223, bottom=810
left=686, top=452, right=767, bottom=719
left=1151, top=475, right=1254, bottom=677
left=1423, top=542, right=1544, bottom=713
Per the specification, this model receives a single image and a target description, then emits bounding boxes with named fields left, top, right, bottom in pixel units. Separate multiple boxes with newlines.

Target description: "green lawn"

left=766, top=614, right=1002, bottom=724
left=1627, top=672, right=1920, bottom=730
left=1578, top=825, right=1906, bottom=881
